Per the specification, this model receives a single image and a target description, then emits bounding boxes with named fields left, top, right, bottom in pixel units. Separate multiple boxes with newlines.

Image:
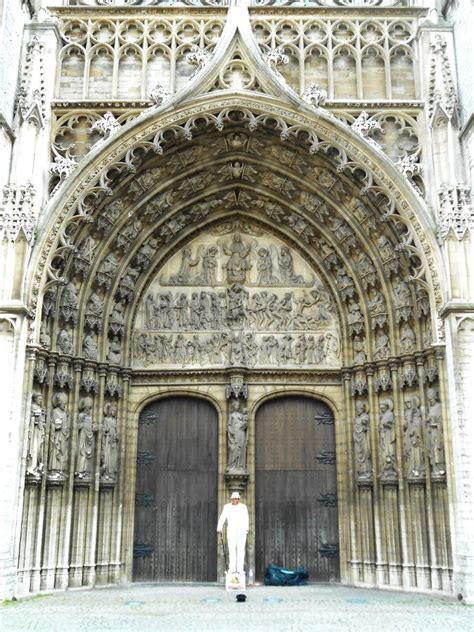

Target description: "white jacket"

left=217, top=502, right=249, bottom=535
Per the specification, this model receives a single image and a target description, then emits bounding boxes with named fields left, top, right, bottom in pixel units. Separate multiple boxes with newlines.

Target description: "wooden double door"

left=255, top=396, right=340, bottom=582
left=133, top=396, right=218, bottom=582
left=133, top=394, right=339, bottom=583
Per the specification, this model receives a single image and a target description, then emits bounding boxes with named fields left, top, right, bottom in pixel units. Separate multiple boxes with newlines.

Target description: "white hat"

left=230, top=492, right=240, bottom=499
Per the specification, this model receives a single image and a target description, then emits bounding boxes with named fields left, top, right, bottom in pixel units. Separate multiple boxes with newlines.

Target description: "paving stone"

left=1, top=584, right=473, bottom=632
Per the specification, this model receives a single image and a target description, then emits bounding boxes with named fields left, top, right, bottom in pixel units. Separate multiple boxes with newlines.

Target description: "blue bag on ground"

left=264, top=564, right=309, bottom=586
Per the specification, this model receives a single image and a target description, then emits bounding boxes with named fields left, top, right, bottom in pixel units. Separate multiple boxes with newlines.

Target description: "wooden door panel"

left=133, top=396, right=217, bottom=582
left=256, top=396, right=339, bottom=582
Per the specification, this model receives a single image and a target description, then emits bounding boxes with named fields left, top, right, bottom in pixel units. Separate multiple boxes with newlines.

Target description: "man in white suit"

left=217, top=491, right=249, bottom=574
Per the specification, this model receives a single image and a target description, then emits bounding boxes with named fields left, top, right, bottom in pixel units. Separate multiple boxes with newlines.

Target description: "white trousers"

left=227, top=531, right=247, bottom=573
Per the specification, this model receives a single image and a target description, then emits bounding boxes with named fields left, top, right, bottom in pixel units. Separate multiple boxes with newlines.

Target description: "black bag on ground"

left=264, top=564, right=309, bottom=586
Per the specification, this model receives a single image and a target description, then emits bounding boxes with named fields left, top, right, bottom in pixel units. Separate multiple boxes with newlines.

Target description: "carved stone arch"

left=28, top=98, right=442, bottom=338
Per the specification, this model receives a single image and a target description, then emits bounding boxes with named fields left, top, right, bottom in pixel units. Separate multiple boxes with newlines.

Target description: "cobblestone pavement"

left=1, top=583, right=473, bottom=632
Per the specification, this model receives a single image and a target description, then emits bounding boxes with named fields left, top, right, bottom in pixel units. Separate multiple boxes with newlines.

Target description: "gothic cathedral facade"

left=1, top=0, right=473, bottom=603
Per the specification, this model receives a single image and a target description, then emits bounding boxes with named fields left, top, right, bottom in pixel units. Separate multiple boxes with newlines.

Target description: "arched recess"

left=17, top=93, right=452, bottom=596
left=133, top=395, right=218, bottom=582
left=255, top=394, right=339, bottom=582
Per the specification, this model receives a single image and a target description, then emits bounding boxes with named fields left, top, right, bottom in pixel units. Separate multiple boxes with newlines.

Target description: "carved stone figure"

left=227, top=283, right=248, bottom=327
left=278, top=246, right=303, bottom=284
left=400, top=322, right=416, bottom=352
left=226, top=400, right=248, bottom=472
left=223, top=233, right=251, bottom=283
left=353, top=335, right=367, bottom=364
left=170, top=246, right=200, bottom=284
left=348, top=301, right=364, bottom=334
left=59, top=282, right=79, bottom=323
left=109, top=300, right=126, bottom=336
left=353, top=400, right=372, bottom=481
left=107, top=336, right=122, bottom=364
left=426, top=388, right=446, bottom=477
left=83, top=331, right=98, bottom=360
left=393, top=276, right=413, bottom=321
left=96, top=252, right=119, bottom=289
left=378, top=398, right=397, bottom=480
left=85, top=291, right=103, bottom=329
left=100, top=403, right=119, bottom=484
left=39, top=326, right=51, bottom=348
left=256, top=247, right=278, bottom=284
left=48, top=392, right=69, bottom=479
left=229, top=332, right=245, bottom=366
left=404, top=396, right=425, bottom=479
left=57, top=328, right=73, bottom=355
left=75, top=397, right=97, bottom=482
left=198, top=246, right=219, bottom=286
left=374, top=331, right=391, bottom=360
left=74, top=235, right=97, bottom=274
left=26, top=393, right=46, bottom=479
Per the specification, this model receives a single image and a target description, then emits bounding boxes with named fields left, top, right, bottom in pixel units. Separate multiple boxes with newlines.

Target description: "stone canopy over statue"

left=132, top=226, right=341, bottom=370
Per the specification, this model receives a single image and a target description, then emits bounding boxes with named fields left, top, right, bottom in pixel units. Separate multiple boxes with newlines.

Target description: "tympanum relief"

left=132, top=229, right=341, bottom=369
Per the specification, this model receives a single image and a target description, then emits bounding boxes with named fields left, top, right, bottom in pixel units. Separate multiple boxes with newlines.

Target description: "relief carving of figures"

left=47, top=392, right=69, bottom=481
left=59, top=282, right=79, bottom=324
left=26, top=393, right=46, bottom=479
left=226, top=400, right=248, bottom=473
left=75, top=397, right=97, bottom=482
left=378, top=398, right=397, bottom=481
left=403, top=396, right=425, bottom=480
left=353, top=401, right=372, bottom=482
left=400, top=323, right=416, bottom=353
left=295, top=287, right=333, bottom=328
left=223, top=233, right=252, bottom=284
left=426, top=388, right=446, bottom=478
left=100, top=403, right=119, bottom=484
left=133, top=330, right=340, bottom=369
left=227, top=283, right=248, bottom=328
left=57, top=328, right=73, bottom=355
